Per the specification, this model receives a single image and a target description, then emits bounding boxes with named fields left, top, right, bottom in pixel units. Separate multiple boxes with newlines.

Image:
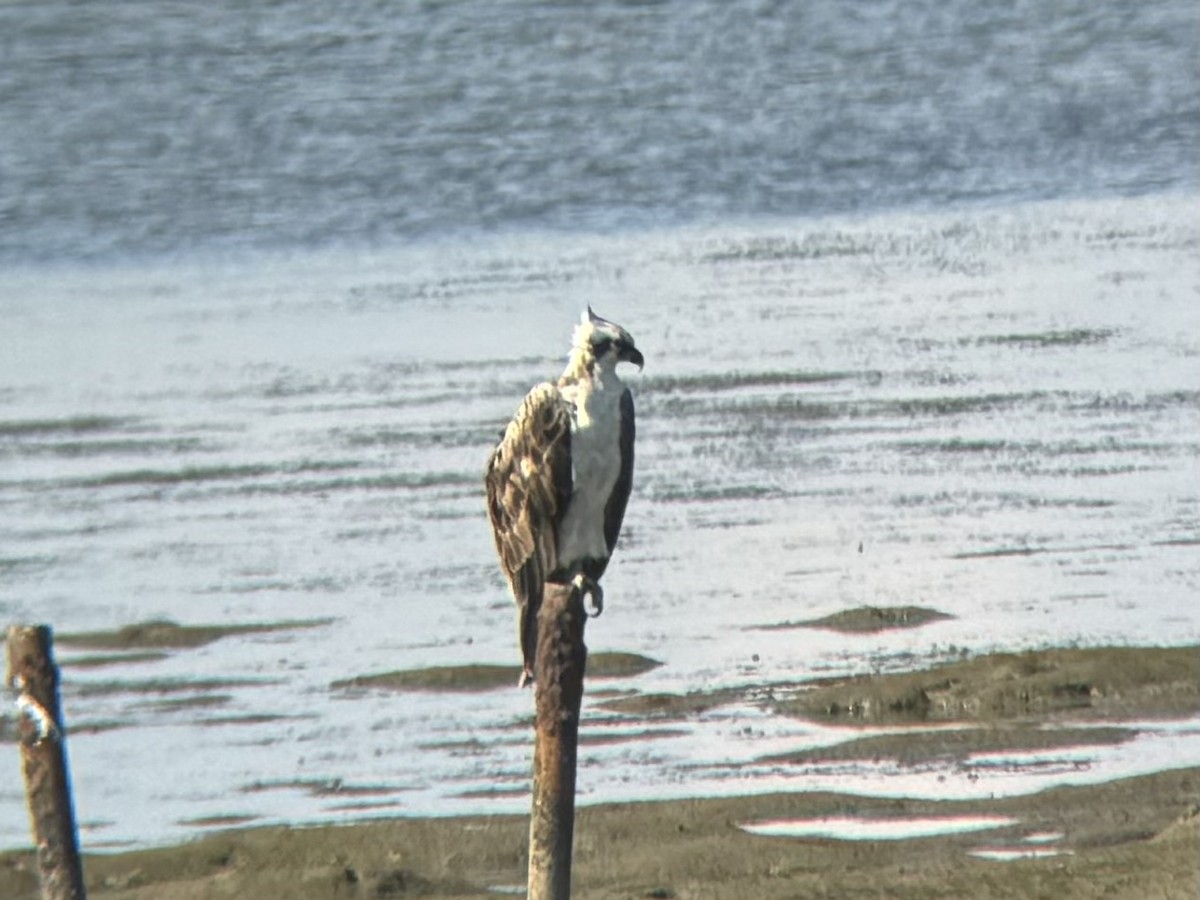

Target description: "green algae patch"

left=333, top=664, right=520, bottom=693
left=73, top=677, right=278, bottom=698
left=595, top=688, right=740, bottom=717
left=781, top=645, right=1199, bottom=725
left=179, top=814, right=261, bottom=829
left=335, top=651, right=661, bottom=694
left=137, top=694, right=233, bottom=713
left=587, top=651, right=662, bottom=678
left=757, top=605, right=953, bottom=633
left=60, top=651, right=170, bottom=668
left=0, top=415, right=133, bottom=436
left=972, top=328, right=1115, bottom=348
left=243, top=779, right=402, bottom=799
left=578, top=727, right=690, bottom=747
left=58, top=618, right=335, bottom=651
left=760, top=724, right=1135, bottom=768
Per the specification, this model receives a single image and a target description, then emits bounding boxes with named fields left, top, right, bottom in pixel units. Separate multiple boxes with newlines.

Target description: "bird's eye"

left=592, top=336, right=613, bottom=355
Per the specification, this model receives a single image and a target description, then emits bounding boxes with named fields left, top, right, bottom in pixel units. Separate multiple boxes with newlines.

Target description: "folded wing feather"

left=484, top=382, right=574, bottom=681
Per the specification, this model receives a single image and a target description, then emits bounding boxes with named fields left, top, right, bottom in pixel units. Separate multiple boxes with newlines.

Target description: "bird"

left=485, top=307, right=643, bottom=687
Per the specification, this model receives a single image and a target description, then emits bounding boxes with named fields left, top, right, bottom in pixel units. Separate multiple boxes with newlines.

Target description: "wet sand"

left=2, top=642, right=1196, bottom=900
left=1, top=770, right=1196, bottom=899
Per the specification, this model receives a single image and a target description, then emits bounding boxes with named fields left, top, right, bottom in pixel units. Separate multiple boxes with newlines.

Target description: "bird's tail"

left=518, top=602, right=537, bottom=688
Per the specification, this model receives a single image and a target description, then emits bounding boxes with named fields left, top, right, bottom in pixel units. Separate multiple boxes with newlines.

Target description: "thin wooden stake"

left=6, top=625, right=87, bottom=900
left=527, top=581, right=588, bottom=900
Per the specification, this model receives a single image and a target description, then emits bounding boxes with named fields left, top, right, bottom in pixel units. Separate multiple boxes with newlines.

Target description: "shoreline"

left=1, top=768, right=1195, bottom=899
left=2, top=641, right=1197, bottom=899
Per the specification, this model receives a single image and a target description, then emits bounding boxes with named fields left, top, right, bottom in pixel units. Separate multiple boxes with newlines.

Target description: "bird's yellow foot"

left=571, top=573, right=604, bottom=618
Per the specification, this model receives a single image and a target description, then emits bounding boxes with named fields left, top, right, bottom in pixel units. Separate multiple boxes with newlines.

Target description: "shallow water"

left=1, top=0, right=1196, bottom=263
left=2, top=0, right=1199, bottom=853
left=1, top=192, right=1198, bottom=849
left=739, top=814, right=1019, bottom=840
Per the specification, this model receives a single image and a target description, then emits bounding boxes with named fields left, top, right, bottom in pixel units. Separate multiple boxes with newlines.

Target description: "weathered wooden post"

left=6, top=625, right=87, bottom=900
left=527, top=581, right=588, bottom=900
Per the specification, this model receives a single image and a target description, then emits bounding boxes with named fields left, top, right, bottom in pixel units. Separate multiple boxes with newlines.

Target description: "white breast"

left=557, top=372, right=624, bottom=566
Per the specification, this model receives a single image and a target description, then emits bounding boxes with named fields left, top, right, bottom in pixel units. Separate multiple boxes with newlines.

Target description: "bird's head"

left=572, top=307, right=644, bottom=372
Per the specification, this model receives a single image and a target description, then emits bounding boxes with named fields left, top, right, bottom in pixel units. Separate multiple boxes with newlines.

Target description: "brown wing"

left=484, top=382, right=573, bottom=682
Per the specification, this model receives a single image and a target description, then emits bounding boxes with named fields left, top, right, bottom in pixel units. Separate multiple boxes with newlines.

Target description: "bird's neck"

left=559, top=347, right=622, bottom=395
left=560, top=345, right=597, bottom=385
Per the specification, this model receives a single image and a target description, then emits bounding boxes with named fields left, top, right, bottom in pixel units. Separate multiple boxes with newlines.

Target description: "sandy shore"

left=2, top=641, right=1197, bottom=899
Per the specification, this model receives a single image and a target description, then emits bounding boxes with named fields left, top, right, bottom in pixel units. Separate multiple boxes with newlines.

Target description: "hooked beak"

left=620, top=344, right=645, bottom=371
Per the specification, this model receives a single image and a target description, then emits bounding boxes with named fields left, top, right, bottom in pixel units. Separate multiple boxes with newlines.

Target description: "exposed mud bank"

left=1, top=644, right=1196, bottom=899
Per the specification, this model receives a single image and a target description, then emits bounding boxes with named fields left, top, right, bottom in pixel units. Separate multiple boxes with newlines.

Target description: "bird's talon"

left=571, top=575, right=604, bottom=618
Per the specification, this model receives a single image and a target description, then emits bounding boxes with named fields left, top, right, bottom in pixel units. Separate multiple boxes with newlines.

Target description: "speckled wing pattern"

left=484, top=382, right=574, bottom=682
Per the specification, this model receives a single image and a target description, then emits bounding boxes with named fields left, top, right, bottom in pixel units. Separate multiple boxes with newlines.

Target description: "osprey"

left=485, top=308, right=643, bottom=686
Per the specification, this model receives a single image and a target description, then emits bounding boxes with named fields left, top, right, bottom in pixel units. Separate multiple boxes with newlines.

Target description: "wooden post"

left=527, top=581, right=588, bottom=900
left=6, top=626, right=87, bottom=900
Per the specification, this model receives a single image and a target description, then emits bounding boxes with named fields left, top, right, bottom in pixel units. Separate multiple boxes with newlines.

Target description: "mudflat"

left=2, top=642, right=1196, bottom=900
